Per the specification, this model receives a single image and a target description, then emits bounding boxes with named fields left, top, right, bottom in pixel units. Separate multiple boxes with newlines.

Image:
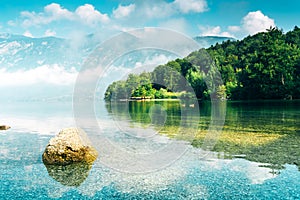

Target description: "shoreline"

left=106, top=98, right=300, bottom=103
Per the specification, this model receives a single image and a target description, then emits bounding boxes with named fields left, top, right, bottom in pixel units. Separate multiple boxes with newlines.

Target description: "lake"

left=0, top=100, right=299, bottom=199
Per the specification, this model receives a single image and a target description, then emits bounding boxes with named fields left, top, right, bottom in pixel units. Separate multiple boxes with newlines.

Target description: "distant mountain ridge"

left=0, top=33, right=98, bottom=71
left=193, top=36, right=235, bottom=48
left=0, top=33, right=234, bottom=71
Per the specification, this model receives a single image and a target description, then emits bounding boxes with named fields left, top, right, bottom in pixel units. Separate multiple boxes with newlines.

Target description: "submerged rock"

left=0, top=125, right=11, bottom=130
left=45, top=162, right=92, bottom=186
left=42, top=127, right=98, bottom=165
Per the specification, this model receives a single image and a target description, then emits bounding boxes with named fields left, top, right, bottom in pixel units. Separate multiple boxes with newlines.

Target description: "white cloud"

left=135, top=0, right=208, bottom=19
left=14, top=1, right=211, bottom=37
left=159, top=18, right=189, bottom=34
left=242, top=11, right=275, bottom=35
left=20, top=3, right=109, bottom=28
left=21, top=11, right=50, bottom=27
left=228, top=26, right=241, bottom=32
left=44, top=29, right=56, bottom=37
left=23, top=30, right=33, bottom=38
left=75, top=4, right=109, bottom=25
left=142, top=1, right=174, bottom=18
left=173, top=0, right=208, bottom=13
left=0, top=65, right=78, bottom=86
left=199, top=11, right=276, bottom=39
left=113, top=4, right=136, bottom=19
left=44, top=3, right=73, bottom=20
left=199, top=26, right=234, bottom=37
left=21, top=4, right=73, bottom=27
left=134, top=54, right=173, bottom=69
left=7, top=20, right=16, bottom=26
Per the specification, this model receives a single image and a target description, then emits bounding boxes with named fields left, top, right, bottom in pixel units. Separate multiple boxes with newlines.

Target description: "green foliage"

left=104, top=26, right=300, bottom=101
left=216, top=85, right=226, bottom=100
left=209, top=26, right=300, bottom=100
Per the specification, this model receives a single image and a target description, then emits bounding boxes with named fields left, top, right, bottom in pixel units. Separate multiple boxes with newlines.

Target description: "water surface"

left=0, top=100, right=299, bottom=199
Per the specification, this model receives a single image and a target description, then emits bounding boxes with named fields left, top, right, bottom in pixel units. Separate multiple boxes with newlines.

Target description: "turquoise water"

left=0, top=101, right=299, bottom=199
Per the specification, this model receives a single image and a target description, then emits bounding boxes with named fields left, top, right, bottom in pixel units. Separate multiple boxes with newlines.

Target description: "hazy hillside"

left=0, top=33, right=233, bottom=102
left=0, top=34, right=233, bottom=71
left=0, top=33, right=95, bottom=71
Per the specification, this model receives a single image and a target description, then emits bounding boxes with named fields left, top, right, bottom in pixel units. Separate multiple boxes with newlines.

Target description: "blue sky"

left=0, top=0, right=300, bottom=39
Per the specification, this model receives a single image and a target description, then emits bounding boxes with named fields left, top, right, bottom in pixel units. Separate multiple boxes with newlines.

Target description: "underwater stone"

left=42, top=127, right=98, bottom=165
left=44, top=162, right=92, bottom=186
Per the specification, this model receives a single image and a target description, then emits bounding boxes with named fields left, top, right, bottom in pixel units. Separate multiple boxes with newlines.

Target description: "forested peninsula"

left=104, top=27, right=300, bottom=101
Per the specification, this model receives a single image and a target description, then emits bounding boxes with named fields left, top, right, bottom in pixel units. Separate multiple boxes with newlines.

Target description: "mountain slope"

left=193, top=36, right=235, bottom=48
left=0, top=34, right=96, bottom=71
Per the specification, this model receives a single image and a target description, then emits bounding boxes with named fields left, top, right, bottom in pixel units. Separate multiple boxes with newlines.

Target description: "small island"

left=105, top=27, right=300, bottom=101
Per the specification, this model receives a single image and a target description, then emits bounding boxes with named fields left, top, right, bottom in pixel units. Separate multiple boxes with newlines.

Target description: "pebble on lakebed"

left=42, top=127, right=98, bottom=165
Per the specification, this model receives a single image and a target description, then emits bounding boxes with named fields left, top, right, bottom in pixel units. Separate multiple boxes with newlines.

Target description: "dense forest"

left=104, top=27, right=300, bottom=101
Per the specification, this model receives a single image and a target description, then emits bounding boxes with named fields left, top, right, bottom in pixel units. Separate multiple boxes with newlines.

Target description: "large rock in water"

left=0, top=125, right=11, bottom=130
left=42, top=127, right=98, bottom=165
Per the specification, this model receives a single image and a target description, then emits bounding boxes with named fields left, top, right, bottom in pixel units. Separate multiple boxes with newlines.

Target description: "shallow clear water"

left=0, top=100, right=299, bottom=199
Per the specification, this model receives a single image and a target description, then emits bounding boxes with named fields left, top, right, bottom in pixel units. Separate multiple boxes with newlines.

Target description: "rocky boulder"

left=42, top=127, right=98, bottom=165
left=0, top=125, right=11, bottom=130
